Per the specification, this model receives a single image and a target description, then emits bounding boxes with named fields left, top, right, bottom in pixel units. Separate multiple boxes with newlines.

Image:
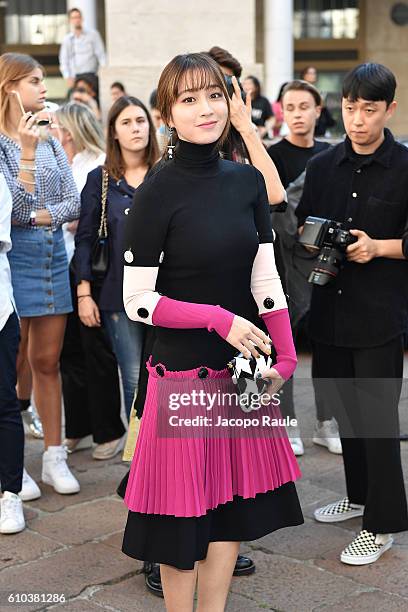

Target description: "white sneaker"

left=314, top=497, right=364, bottom=523
left=313, top=418, right=343, bottom=454
left=286, top=425, right=304, bottom=456
left=0, top=492, right=25, bottom=534
left=42, top=446, right=80, bottom=495
left=92, top=436, right=124, bottom=460
left=19, top=469, right=41, bottom=501
left=340, top=530, right=393, bottom=565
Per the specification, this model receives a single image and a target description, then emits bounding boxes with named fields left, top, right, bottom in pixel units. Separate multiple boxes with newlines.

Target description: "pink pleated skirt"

left=124, top=360, right=301, bottom=518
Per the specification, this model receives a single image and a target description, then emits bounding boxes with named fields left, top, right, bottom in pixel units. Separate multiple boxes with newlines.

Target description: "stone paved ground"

left=1, top=354, right=408, bottom=612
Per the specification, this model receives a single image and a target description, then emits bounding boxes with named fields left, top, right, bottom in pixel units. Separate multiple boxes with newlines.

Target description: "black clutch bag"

left=91, top=169, right=109, bottom=286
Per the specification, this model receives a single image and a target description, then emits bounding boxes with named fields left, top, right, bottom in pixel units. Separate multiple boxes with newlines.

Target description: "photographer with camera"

left=296, top=63, right=408, bottom=566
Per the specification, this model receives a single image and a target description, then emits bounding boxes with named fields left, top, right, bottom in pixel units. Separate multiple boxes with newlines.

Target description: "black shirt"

left=296, top=129, right=408, bottom=348
left=267, top=138, right=330, bottom=188
left=123, top=139, right=274, bottom=370
left=251, top=95, right=273, bottom=127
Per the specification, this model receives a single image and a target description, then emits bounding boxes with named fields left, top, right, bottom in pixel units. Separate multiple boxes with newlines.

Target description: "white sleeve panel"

left=251, top=242, right=287, bottom=315
left=123, top=266, right=162, bottom=325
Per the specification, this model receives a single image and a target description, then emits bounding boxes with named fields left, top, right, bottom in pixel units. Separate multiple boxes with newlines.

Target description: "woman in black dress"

left=122, top=53, right=303, bottom=611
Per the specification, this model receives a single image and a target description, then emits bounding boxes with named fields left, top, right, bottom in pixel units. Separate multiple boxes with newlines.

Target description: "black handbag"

left=91, top=169, right=110, bottom=286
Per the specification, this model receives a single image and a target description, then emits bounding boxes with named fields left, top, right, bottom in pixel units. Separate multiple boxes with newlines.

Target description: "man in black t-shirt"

left=267, top=80, right=340, bottom=458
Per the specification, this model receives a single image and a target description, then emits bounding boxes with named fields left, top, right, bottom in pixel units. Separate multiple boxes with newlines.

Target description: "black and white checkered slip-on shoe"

left=314, top=497, right=364, bottom=523
left=340, top=530, right=393, bottom=565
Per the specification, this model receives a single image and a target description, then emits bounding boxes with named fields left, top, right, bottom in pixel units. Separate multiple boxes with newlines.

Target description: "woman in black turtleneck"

left=121, top=53, right=303, bottom=611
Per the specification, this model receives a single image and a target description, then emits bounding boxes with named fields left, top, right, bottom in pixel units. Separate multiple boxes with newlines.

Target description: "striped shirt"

left=0, top=133, right=80, bottom=230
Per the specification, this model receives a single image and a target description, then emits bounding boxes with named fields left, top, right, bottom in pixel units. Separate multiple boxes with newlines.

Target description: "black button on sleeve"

left=137, top=308, right=149, bottom=319
left=263, top=297, right=275, bottom=309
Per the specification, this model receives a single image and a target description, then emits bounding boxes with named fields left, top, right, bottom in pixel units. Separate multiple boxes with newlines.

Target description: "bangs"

left=176, top=64, right=223, bottom=96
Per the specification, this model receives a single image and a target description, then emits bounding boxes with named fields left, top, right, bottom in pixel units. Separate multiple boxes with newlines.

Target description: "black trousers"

left=60, top=277, right=125, bottom=444
left=0, top=311, right=24, bottom=494
left=279, top=318, right=332, bottom=422
left=312, top=336, right=408, bottom=534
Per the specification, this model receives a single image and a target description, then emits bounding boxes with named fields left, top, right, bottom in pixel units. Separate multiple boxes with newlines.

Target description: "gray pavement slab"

left=0, top=353, right=407, bottom=612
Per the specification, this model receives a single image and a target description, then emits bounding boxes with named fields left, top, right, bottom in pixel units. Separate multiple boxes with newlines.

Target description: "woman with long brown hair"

left=74, top=96, right=159, bottom=431
left=0, top=52, right=80, bottom=496
left=121, top=53, right=303, bottom=611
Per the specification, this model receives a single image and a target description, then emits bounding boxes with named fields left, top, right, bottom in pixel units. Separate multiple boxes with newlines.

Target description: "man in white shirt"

left=59, top=7, right=106, bottom=90
left=0, top=174, right=25, bottom=533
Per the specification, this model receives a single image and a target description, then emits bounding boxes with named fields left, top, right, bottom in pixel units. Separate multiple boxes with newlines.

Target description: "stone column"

left=100, top=0, right=263, bottom=116
left=264, top=0, right=294, bottom=101
left=67, top=0, right=97, bottom=30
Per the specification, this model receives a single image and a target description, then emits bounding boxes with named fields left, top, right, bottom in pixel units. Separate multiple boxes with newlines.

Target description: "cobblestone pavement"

left=1, top=354, right=407, bottom=612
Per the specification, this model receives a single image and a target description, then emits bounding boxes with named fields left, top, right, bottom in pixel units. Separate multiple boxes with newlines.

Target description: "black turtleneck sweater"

left=123, top=139, right=274, bottom=370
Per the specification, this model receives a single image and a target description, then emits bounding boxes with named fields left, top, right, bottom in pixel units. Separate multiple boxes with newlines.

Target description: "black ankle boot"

left=233, top=554, right=256, bottom=576
left=144, top=562, right=163, bottom=598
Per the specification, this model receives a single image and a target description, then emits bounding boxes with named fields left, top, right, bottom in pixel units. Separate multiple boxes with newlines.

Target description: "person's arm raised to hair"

left=250, top=167, right=297, bottom=385
left=229, top=76, right=285, bottom=206
left=123, top=180, right=271, bottom=358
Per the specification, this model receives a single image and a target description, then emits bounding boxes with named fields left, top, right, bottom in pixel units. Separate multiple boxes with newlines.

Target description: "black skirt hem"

left=122, top=482, right=304, bottom=570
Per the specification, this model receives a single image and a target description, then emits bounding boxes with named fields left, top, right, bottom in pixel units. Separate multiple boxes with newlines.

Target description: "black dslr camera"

left=298, top=216, right=357, bottom=286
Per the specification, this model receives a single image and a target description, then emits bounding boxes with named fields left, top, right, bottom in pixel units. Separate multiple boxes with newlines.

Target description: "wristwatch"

left=29, top=210, right=37, bottom=227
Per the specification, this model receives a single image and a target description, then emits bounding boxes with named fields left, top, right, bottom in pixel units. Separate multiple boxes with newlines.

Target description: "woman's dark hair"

left=149, top=88, right=158, bottom=110
left=207, top=46, right=242, bottom=78
left=342, top=63, right=396, bottom=107
left=105, top=96, right=159, bottom=180
left=74, top=74, right=98, bottom=97
left=282, top=80, right=322, bottom=107
left=111, top=81, right=125, bottom=92
left=276, top=82, right=289, bottom=103
left=245, top=75, right=261, bottom=98
left=220, top=126, right=250, bottom=164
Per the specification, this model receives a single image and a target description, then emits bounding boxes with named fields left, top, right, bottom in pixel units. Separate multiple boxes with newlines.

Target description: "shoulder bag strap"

left=98, top=169, right=109, bottom=238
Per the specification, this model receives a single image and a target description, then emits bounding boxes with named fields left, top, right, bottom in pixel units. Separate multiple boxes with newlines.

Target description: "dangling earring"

left=167, top=127, right=175, bottom=159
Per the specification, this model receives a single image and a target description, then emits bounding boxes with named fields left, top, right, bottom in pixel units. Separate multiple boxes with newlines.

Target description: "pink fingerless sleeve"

left=261, top=308, right=297, bottom=380
left=152, top=296, right=235, bottom=340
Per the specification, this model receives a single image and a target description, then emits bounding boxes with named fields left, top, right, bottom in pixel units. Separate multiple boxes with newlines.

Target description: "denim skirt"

left=8, top=226, right=72, bottom=317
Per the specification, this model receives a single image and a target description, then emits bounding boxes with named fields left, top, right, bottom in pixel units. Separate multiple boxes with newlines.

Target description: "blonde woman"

left=51, top=102, right=125, bottom=460
left=0, top=53, right=80, bottom=495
